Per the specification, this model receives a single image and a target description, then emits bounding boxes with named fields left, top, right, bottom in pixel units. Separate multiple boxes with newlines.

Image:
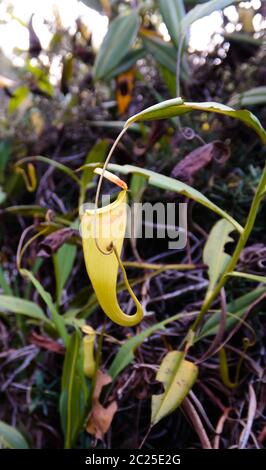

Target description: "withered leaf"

left=29, top=331, right=65, bottom=354
left=134, top=121, right=166, bottom=157
left=171, top=141, right=230, bottom=184
left=37, top=228, right=79, bottom=257
left=86, top=370, right=118, bottom=440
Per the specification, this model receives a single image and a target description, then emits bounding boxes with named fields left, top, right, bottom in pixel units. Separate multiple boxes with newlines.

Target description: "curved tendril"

left=93, top=127, right=127, bottom=256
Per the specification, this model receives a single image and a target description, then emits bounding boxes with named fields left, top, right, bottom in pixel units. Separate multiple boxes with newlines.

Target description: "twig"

left=182, top=396, right=212, bottom=449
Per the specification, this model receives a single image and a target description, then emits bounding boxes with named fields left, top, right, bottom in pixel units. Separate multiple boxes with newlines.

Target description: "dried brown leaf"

left=37, top=228, right=79, bottom=257
left=171, top=141, right=230, bottom=184
left=86, top=370, right=118, bottom=440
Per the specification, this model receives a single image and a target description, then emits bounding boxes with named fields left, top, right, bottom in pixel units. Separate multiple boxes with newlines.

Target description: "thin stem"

left=93, top=127, right=127, bottom=255
left=190, top=162, right=266, bottom=335
left=176, top=34, right=185, bottom=98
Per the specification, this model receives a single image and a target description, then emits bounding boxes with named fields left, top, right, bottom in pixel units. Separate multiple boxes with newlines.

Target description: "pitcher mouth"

left=83, top=189, right=127, bottom=216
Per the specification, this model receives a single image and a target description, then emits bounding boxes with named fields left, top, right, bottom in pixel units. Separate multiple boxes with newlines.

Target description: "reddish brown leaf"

left=37, top=228, right=79, bottom=257
left=171, top=141, right=230, bottom=184
left=29, top=331, right=65, bottom=354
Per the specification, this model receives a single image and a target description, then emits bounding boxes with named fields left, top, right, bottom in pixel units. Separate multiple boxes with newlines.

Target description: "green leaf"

left=93, top=12, right=140, bottom=80
left=198, top=287, right=266, bottom=340
left=109, top=312, right=195, bottom=380
left=20, top=269, right=68, bottom=345
left=142, top=36, right=177, bottom=75
left=16, top=156, right=80, bottom=185
left=228, top=86, right=266, bottom=108
left=53, top=243, right=77, bottom=306
left=130, top=173, right=148, bottom=202
left=151, top=351, right=198, bottom=425
left=159, top=66, right=176, bottom=97
left=0, top=140, right=11, bottom=178
left=0, top=421, right=29, bottom=449
left=227, top=271, right=266, bottom=284
left=203, top=219, right=235, bottom=295
left=8, top=85, right=29, bottom=114
left=0, top=294, right=49, bottom=323
left=181, top=0, right=236, bottom=32
left=0, top=186, right=6, bottom=205
left=106, top=48, right=145, bottom=80
left=125, top=98, right=266, bottom=145
left=0, top=266, right=13, bottom=295
left=158, top=0, right=186, bottom=47
left=80, top=139, right=109, bottom=206
left=79, top=0, right=103, bottom=13
left=60, top=329, right=88, bottom=449
left=26, top=62, right=54, bottom=97
left=223, top=31, right=263, bottom=47
left=107, top=163, right=243, bottom=234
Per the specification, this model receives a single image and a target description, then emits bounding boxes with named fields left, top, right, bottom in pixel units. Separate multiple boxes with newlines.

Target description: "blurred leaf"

left=53, top=242, right=77, bottom=306
left=61, top=54, right=73, bottom=94
left=107, top=163, right=243, bottom=233
left=80, top=0, right=104, bottom=13
left=142, top=35, right=176, bottom=74
left=80, top=139, right=109, bottom=205
left=106, top=48, right=145, bottom=80
left=0, top=141, right=11, bottom=179
left=125, top=98, right=266, bottom=145
left=158, top=0, right=186, bottom=47
left=228, top=87, right=266, bottom=108
left=8, top=85, right=29, bottom=113
left=151, top=351, right=198, bottom=425
left=203, top=219, right=235, bottom=295
left=30, top=109, right=45, bottom=136
left=0, top=266, right=13, bottom=295
left=20, top=269, right=68, bottom=345
left=28, top=14, right=41, bottom=57
left=0, top=421, right=29, bottom=449
left=60, top=329, right=88, bottom=449
left=15, top=156, right=80, bottom=185
left=181, top=0, right=236, bottom=32
left=159, top=65, right=176, bottom=97
left=0, top=186, right=6, bottom=205
left=26, top=62, right=53, bottom=97
left=223, top=32, right=263, bottom=46
left=0, top=294, right=49, bottom=323
left=198, top=287, right=266, bottom=339
left=93, top=12, right=140, bottom=80
left=228, top=271, right=266, bottom=284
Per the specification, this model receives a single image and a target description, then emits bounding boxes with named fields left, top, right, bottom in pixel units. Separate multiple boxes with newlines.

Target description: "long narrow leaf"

left=181, top=0, right=237, bottom=32
left=93, top=12, right=140, bottom=80
left=158, top=0, right=186, bottom=47
left=125, top=98, right=266, bottom=145
left=20, top=269, right=68, bottom=345
left=107, top=163, right=243, bottom=233
left=60, top=329, right=88, bottom=449
left=0, top=294, right=50, bottom=324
